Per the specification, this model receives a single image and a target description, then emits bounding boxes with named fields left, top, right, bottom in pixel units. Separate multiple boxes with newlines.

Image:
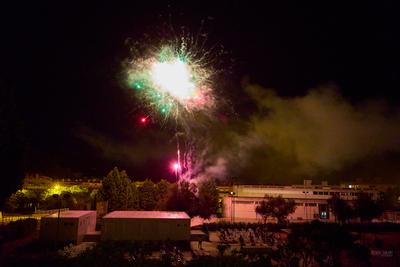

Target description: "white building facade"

left=222, top=182, right=381, bottom=222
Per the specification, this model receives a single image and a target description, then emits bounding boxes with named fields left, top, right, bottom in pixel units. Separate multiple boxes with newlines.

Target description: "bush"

left=0, top=218, right=38, bottom=242
left=67, top=241, right=170, bottom=267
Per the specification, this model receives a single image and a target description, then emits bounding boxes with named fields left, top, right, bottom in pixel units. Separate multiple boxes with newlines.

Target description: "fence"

left=34, top=208, right=69, bottom=215
left=1, top=208, right=69, bottom=225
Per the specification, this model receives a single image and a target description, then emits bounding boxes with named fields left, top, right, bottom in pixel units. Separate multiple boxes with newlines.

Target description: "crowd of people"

left=217, top=227, right=282, bottom=247
left=160, top=245, right=186, bottom=265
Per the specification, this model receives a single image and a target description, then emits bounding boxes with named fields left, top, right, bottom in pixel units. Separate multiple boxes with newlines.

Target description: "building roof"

left=45, top=210, right=96, bottom=218
left=103, top=211, right=190, bottom=219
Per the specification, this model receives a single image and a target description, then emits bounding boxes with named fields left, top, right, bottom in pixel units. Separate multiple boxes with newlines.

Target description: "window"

left=320, top=211, right=327, bottom=219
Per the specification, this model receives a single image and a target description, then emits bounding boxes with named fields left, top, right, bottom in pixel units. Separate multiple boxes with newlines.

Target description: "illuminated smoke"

left=190, top=84, right=400, bottom=184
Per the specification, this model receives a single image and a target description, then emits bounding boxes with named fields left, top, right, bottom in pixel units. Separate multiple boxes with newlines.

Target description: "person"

left=239, top=234, right=244, bottom=249
left=250, top=233, right=255, bottom=246
left=198, top=239, right=203, bottom=250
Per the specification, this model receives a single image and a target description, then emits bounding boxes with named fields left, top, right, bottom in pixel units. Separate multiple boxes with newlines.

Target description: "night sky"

left=1, top=1, right=399, bottom=186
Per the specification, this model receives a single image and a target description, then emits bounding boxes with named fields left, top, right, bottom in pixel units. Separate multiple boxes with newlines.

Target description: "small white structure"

left=101, top=211, right=190, bottom=241
left=40, top=210, right=96, bottom=243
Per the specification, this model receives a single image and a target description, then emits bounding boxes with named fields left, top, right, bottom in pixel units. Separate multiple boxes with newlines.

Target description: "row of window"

left=296, top=203, right=317, bottom=207
left=234, top=200, right=319, bottom=207
left=311, top=191, right=374, bottom=197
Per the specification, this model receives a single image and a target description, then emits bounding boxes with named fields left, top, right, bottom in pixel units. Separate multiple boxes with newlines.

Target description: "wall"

left=39, top=211, right=96, bottom=244
left=101, top=218, right=190, bottom=241
left=223, top=196, right=335, bottom=222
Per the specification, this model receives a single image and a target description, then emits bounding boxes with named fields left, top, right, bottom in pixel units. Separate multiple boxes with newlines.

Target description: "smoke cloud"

left=195, top=84, right=400, bottom=184
left=77, top=84, right=400, bottom=184
left=77, top=125, right=174, bottom=166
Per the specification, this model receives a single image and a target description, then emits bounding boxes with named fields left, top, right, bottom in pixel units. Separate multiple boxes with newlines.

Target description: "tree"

left=328, top=195, right=354, bottom=224
left=71, top=190, right=91, bottom=209
left=4, top=190, right=29, bottom=212
left=255, top=199, right=273, bottom=224
left=4, top=189, right=39, bottom=212
left=155, top=179, right=171, bottom=209
left=197, top=179, right=220, bottom=219
left=156, top=179, right=170, bottom=199
left=139, top=179, right=157, bottom=210
left=354, top=192, right=383, bottom=223
left=255, top=195, right=296, bottom=224
left=380, top=186, right=400, bottom=211
left=163, top=180, right=198, bottom=217
left=99, top=167, right=138, bottom=211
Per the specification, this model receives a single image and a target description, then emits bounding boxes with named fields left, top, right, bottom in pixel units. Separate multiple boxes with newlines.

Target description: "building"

left=222, top=181, right=381, bottom=222
left=40, top=210, right=96, bottom=243
left=101, top=211, right=191, bottom=241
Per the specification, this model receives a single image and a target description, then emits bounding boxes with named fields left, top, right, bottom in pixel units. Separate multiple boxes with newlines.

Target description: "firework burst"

left=124, top=29, right=226, bottom=180
left=126, top=38, right=216, bottom=123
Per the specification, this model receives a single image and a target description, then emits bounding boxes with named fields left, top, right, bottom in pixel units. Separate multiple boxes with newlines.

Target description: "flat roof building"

left=40, top=210, right=96, bottom=244
left=101, top=211, right=190, bottom=241
left=222, top=182, right=381, bottom=222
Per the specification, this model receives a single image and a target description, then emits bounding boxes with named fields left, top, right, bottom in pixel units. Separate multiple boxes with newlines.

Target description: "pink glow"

left=139, top=116, right=149, bottom=124
left=170, top=162, right=181, bottom=172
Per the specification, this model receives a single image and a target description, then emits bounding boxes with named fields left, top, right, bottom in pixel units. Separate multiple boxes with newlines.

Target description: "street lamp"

left=52, top=194, right=61, bottom=246
left=230, top=191, right=236, bottom=223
